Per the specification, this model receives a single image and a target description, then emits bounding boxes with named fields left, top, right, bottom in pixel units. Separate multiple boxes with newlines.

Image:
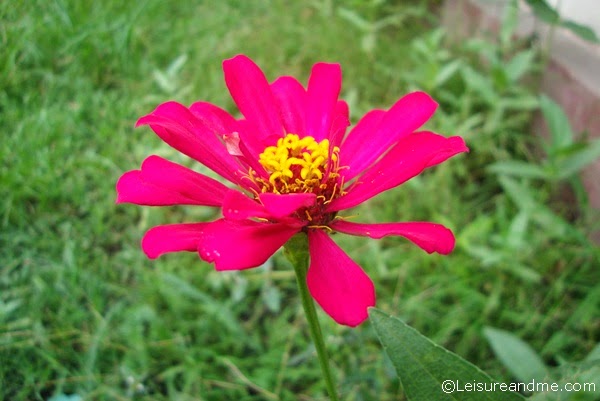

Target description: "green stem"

left=284, top=233, right=340, bottom=401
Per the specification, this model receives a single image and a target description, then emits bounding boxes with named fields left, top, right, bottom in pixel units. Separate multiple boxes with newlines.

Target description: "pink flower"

left=117, top=55, right=468, bottom=327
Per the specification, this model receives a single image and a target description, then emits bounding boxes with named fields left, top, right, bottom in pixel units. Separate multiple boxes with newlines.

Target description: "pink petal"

left=222, top=190, right=270, bottom=220
left=425, top=136, right=469, bottom=168
left=271, top=76, right=307, bottom=135
left=142, top=223, right=209, bottom=259
left=331, top=220, right=456, bottom=254
left=305, top=62, right=342, bottom=141
left=136, top=102, right=244, bottom=186
left=329, top=100, right=350, bottom=150
left=222, top=191, right=314, bottom=222
left=116, top=155, right=232, bottom=207
left=223, top=55, right=284, bottom=145
left=329, top=132, right=468, bottom=212
left=189, top=101, right=238, bottom=136
left=198, top=219, right=300, bottom=271
left=338, top=109, right=385, bottom=174
left=188, top=101, right=267, bottom=178
left=307, top=230, right=375, bottom=327
left=340, top=92, right=438, bottom=181
left=259, top=192, right=316, bottom=219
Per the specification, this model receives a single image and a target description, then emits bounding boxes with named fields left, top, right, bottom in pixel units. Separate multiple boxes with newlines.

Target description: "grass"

left=1, top=0, right=598, bottom=400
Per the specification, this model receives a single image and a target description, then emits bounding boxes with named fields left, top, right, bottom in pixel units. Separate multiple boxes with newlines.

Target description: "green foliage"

left=484, top=327, right=549, bottom=383
left=524, top=0, right=600, bottom=43
left=1, top=0, right=598, bottom=400
left=490, top=95, right=600, bottom=182
left=484, top=328, right=600, bottom=400
left=370, top=309, right=525, bottom=401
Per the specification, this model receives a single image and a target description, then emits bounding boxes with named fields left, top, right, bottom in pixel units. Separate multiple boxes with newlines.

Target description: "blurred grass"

left=1, top=0, right=598, bottom=400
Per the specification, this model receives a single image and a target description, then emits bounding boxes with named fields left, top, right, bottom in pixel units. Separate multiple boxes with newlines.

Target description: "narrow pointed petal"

left=331, top=220, right=456, bottom=254
left=307, top=230, right=375, bottom=327
left=259, top=192, right=317, bottom=218
left=116, top=155, right=232, bottom=207
left=305, top=63, right=342, bottom=141
left=136, top=101, right=244, bottom=186
left=271, top=76, right=307, bottom=135
left=142, top=223, right=209, bottom=259
left=223, top=55, right=284, bottom=144
left=341, top=92, right=438, bottom=181
left=329, top=132, right=468, bottom=212
left=198, top=219, right=299, bottom=271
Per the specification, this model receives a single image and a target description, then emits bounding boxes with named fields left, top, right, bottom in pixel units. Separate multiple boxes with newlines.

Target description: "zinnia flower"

left=116, top=54, right=468, bottom=327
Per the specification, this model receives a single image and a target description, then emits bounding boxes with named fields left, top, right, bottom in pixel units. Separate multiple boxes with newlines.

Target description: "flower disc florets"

left=253, top=133, right=344, bottom=225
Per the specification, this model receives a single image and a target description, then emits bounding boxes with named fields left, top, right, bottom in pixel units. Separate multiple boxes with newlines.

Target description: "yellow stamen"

left=258, top=133, right=340, bottom=194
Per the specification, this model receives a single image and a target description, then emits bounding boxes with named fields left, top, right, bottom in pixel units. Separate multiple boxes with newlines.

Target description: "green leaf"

left=500, top=0, right=519, bottom=50
left=562, top=20, right=600, bottom=44
left=369, top=308, right=525, bottom=401
left=585, top=343, right=600, bottom=362
left=505, top=50, right=535, bottom=83
left=488, top=160, right=549, bottom=180
left=524, top=0, right=559, bottom=24
left=506, top=211, right=529, bottom=250
left=555, top=139, right=600, bottom=179
left=434, top=59, right=462, bottom=88
left=461, top=66, right=497, bottom=105
left=499, top=176, right=571, bottom=238
left=483, top=327, right=549, bottom=383
left=337, top=7, right=371, bottom=31
left=261, top=284, right=281, bottom=313
left=539, top=95, right=574, bottom=151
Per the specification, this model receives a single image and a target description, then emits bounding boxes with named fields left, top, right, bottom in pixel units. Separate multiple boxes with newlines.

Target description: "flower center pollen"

left=257, top=134, right=339, bottom=195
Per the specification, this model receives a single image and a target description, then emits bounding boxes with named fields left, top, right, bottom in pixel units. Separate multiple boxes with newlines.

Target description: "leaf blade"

left=483, top=327, right=549, bottom=383
left=369, top=308, right=525, bottom=401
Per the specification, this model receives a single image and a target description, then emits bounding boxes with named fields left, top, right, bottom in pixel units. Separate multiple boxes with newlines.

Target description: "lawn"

left=1, top=1, right=598, bottom=400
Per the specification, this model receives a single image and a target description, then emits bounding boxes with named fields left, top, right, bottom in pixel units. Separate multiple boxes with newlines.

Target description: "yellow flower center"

left=257, top=134, right=339, bottom=194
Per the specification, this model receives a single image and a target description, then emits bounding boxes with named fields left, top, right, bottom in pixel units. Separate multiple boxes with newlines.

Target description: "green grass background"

left=1, top=0, right=598, bottom=400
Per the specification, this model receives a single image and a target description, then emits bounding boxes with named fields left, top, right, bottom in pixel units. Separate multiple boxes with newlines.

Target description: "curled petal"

left=271, top=76, right=307, bottom=135
left=341, top=92, right=438, bottom=181
left=198, top=219, right=300, bottom=271
left=331, top=220, right=456, bottom=254
left=307, top=230, right=375, bottom=327
left=142, top=223, right=209, bottom=259
left=136, top=102, right=244, bottom=186
left=116, top=155, right=232, bottom=206
left=305, top=62, right=342, bottom=141
left=223, top=55, right=284, bottom=144
left=329, top=132, right=468, bottom=212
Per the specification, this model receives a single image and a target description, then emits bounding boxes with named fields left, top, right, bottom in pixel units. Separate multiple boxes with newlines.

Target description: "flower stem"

left=284, top=233, right=340, bottom=401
